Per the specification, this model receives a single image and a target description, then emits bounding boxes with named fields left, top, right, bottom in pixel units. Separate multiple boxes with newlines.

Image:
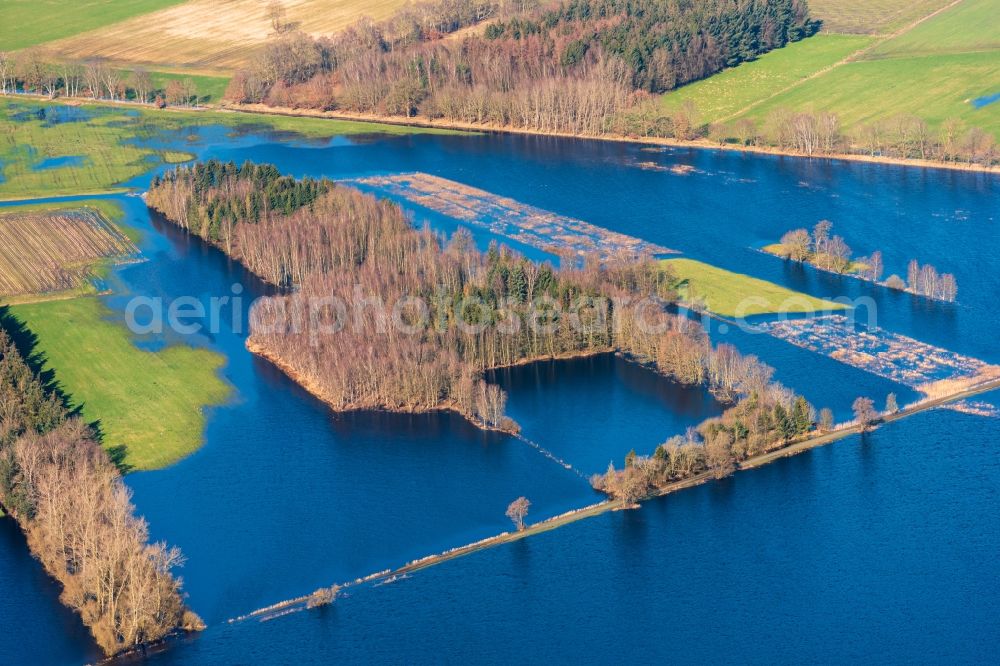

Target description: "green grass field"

left=147, top=71, right=232, bottom=105
left=663, top=0, right=1000, bottom=141
left=8, top=297, right=229, bottom=470
left=0, top=98, right=464, bottom=200
left=740, top=50, right=1000, bottom=138
left=660, top=34, right=872, bottom=123
left=0, top=0, right=186, bottom=51
left=808, top=0, right=955, bottom=34
left=663, top=258, right=848, bottom=318
left=867, top=0, right=1000, bottom=56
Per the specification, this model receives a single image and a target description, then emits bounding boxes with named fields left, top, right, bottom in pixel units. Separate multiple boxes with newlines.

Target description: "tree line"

left=224, top=0, right=997, bottom=168
left=0, top=50, right=201, bottom=106
left=148, top=160, right=817, bottom=456
left=226, top=0, right=816, bottom=135
left=593, top=388, right=819, bottom=503
left=697, top=108, right=999, bottom=167
left=634, top=104, right=998, bottom=167
left=775, top=219, right=957, bottom=302
left=0, top=326, right=197, bottom=656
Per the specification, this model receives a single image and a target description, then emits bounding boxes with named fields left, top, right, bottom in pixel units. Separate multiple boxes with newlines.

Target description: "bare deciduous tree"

left=779, top=228, right=811, bottom=262
left=853, top=396, right=877, bottom=431
left=84, top=59, right=107, bottom=99
left=129, top=68, right=152, bottom=104
left=505, top=496, right=530, bottom=530
left=819, top=407, right=834, bottom=431
left=0, top=51, right=16, bottom=94
left=267, top=1, right=287, bottom=32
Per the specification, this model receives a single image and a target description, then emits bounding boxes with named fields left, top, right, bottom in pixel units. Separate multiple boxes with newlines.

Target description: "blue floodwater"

left=0, top=519, right=102, bottom=665
left=145, top=391, right=1000, bottom=665
left=971, top=91, right=1000, bottom=108
left=489, top=353, right=724, bottom=474
left=110, top=198, right=600, bottom=625
left=5, top=101, right=137, bottom=126
left=1, top=108, right=998, bottom=664
left=33, top=155, right=86, bottom=170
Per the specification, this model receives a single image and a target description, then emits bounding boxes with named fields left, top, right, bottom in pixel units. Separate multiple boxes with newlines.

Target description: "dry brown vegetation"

left=0, top=208, right=137, bottom=298
left=147, top=160, right=805, bottom=435
left=41, top=0, right=412, bottom=76
left=227, top=0, right=816, bottom=135
left=351, top=172, right=674, bottom=261
left=762, top=315, right=1000, bottom=397
left=0, top=328, right=195, bottom=656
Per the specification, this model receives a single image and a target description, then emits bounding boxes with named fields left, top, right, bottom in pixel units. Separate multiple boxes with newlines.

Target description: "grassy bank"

left=223, top=102, right=1000, bottom=175
left=6, top=297, right=229, bottom=470
left=663, top=258, right=848, bottom=317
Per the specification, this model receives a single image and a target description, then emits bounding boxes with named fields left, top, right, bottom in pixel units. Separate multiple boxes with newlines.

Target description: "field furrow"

left=0, top=208, right=138, bottom=297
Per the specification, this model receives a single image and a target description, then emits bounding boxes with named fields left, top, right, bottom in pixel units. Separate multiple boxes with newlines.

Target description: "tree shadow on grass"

left=0, top=305, right=131, bottom=474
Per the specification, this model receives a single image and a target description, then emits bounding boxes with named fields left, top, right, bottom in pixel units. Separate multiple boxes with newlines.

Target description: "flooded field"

left=0, top=206, right=137, bottom=296
left=2, top=105, right=999, bottom=665
left=760, top=314, right=1000, bottom=396
left=349, top=172, right=675, bottom=262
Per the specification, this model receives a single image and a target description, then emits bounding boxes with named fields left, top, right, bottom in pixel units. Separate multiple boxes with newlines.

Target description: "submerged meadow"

left=0, top=101, right=997, bottom=663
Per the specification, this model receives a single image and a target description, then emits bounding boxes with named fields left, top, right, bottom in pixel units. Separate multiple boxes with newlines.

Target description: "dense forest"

left=0, top=326, right=196, bottom=656
left=148, top=160, right=820, bottom=479
left=226, top=0, right=817, bottom=135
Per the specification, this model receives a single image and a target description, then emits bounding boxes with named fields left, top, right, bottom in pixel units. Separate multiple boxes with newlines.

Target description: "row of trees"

left=905, top=259, right=958, bottom=302
left=597, top=388, right=901, bottom=505
left=682, top=106, right=998, bottom=167
left=227, top=0, right=816, bottom=134
left=776, top=220, right=957, bottom=302
left=594, top=378, right=821, bottom=502
left=0, top=50, right=200, bottom=106
left=147, top=161, right=816, bottom=437
left=0, top=328, right=196, bottom=656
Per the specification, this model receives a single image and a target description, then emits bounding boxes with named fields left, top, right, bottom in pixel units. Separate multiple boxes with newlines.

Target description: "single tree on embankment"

left=853, top=396, right=878, bottom=432
left=506, top=497, right=531, bottom=531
